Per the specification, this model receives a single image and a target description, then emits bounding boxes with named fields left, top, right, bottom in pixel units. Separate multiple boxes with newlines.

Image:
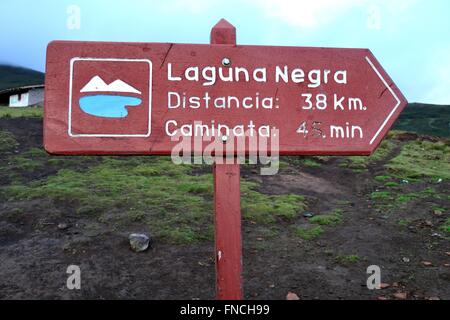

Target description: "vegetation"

left=294, top=226, right=323, bottom=240
left=281, top=156, right=328, bottom=168
left=441, top=218, right=450, bottom=234
left=309, top=209, right=343, bottom=226
left=398, top=219, right=412, bottom=227
left=1, top=105, right=449, bottom=246
left=1, top=154, right=308, bottom=244
left=241, top=182, right=307, bottom=223
left=385, top=182, right=400, bottom=188
left=393, top=103, right=450, bottom=138
left=374, top=175, right=392, bottom=182
left=0, top=129, right=19, bottom=153
left=386, top=140, right=450, bottom=179
left=339, top=139, right=395, bottom=171
left=0, top=106, right=43, bottom=118
left=0, top=65, right=44, bottom=91
left=370, top=191, right=392, bottom=201
left=335, top=255, right=361, bottom=264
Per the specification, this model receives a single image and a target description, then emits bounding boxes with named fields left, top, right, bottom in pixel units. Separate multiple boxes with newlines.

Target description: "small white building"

left=0, top=85, right=44, bottom=107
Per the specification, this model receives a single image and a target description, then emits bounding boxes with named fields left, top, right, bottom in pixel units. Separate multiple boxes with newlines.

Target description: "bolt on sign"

left=44, top=19, right=408, bottom=300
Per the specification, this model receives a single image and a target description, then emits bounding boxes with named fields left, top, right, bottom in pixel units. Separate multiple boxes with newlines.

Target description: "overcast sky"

left=0, top=0, right=449, bottom=104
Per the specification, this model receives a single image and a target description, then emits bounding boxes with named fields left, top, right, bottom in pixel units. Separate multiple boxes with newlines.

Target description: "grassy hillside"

left=0, top=65, right=44, bottom=91
left=394, top=103, right=450, bottom=137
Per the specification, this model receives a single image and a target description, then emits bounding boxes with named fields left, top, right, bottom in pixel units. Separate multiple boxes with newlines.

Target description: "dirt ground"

left=0, top=118, right=449, bottom=300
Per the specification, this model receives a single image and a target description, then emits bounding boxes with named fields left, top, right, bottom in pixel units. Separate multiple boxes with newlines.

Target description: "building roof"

left=0, top=84, right=45, bottom=95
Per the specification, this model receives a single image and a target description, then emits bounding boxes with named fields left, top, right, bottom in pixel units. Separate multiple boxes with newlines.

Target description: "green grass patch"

left=370, top=191, right=392, bottom=201
left=241, top=181, right=307, bottom=224
left=422, top=187, right=437, bottom=196
left=396, top=193, right=418, bottom=203
left=12, top=156, right=44, bottom=172
left=335, top=254, right=361, bottom=264
left=432, top=206, right=446, bottom=213
left=0, top=129, right=19, bottom=153
left=375, top=175, right=392, bottom=182
left=22, top=147, right=48, bottom=157
left=309, top=209, right=343, bottom=226
left=386, top=140, right=450, bottom=179
left=398, top=219, right=412, bottom=227
left=2, top=156, right=307, bottom=243
left=301, top=158, right=322, bottom=168
left=385, top=182, right=400, bottom=188
left=294, top=226, right=323, bottom=240
left=282, top=156, right=325, bottom=168
left=440, top=218, right=450, bottom=234
left=0, top=106, right=43, bottom=118
left=3, top=157, right=213, bottom=243
left=341, top=140, right=395, bottom=170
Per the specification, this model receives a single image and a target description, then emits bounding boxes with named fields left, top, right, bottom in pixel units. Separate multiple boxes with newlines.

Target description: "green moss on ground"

left=441, top=218, right=450, bottom=234
left=335, top=255, right=361, bottom=264
left=241, top=181, right=307, bottom=223
left=295, top=226, right=323, bottom=240
left=0, top=129, right=19, bottom=153
left=370, top=191, right=392, bottom=201
left=0, top=106, right=43, bottom=118
left=282, top=156, right=330, bottom=169
left=374, top=175, right=392, bottom=182
left=338, top=139, right=396, bottom=171
left=2, top=156, right=308, bottom=244
left=386, top=140, right=450, bottom=180
left=309, top=209, right=343, bottom=226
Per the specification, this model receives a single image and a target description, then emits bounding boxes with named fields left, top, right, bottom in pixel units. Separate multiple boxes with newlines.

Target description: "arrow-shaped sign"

left=44, top=35, right=407, bottom=156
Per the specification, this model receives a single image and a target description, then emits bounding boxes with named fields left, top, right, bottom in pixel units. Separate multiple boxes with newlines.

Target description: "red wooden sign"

left=44, top=19, right=408, bottom=301
left=44, top=33, right=407, bottom=156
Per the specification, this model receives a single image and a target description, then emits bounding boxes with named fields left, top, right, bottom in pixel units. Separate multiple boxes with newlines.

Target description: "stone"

left=393, top=292, right=407, bottom=300
left=421, top=261, right=433, bottom=267
left=58, top=223, right=69, bottom=230
left=433, top=210, right=443, bottom=216
left=303, top=212, right=315, bottom=218
left=286, top=292, right=300, bottom=300
left=129, top=233, right=151, bottom=252
left=380, top=283, right=391, bottom=289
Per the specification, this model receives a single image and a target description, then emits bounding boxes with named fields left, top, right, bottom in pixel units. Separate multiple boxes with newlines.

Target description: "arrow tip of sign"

left=211, top=19, right=236, bottom=45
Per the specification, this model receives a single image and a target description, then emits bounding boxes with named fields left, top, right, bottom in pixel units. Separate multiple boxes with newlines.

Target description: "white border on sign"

left=365, top=56, right=401, bottom=145
left=68, top=57, right=152, bottom=138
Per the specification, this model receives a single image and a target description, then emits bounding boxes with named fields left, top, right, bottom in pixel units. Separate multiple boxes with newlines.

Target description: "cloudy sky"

left=0, top=0, right=449, bottom=104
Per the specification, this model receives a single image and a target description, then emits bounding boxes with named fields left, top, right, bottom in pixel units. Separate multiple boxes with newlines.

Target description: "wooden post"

left=211, top=19, right=243, bottom=300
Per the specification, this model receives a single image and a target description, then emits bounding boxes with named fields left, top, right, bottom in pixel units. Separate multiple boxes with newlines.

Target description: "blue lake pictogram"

left=78, top=75, right=142, bottom=118
left=79, top=95, right=142, bottom=118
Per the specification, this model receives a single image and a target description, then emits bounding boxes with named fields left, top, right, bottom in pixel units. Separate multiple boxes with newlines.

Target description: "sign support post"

left=211, top=19, right=243, bottom=300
